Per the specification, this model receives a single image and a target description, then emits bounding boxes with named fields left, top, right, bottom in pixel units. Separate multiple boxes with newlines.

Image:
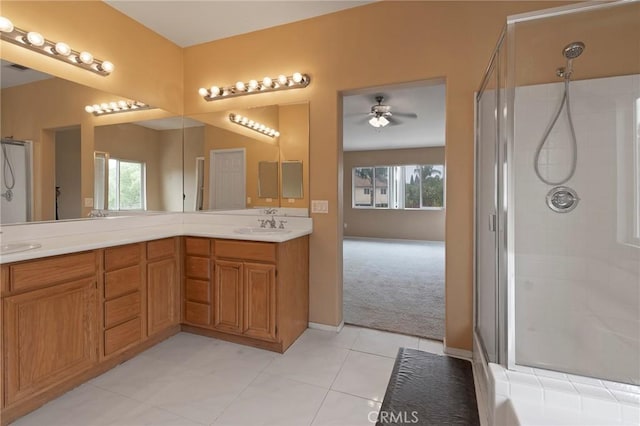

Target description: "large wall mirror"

left=0, top=59, right=183, bottom=225
left=183, top=102, right=309, bottom=216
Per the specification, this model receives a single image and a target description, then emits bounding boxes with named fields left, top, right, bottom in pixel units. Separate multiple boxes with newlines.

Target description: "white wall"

left=513, top=74, right=640, bottom=385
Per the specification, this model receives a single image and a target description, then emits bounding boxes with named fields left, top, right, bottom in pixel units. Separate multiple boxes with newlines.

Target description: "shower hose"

left=533, top=78, right=578, bottom=186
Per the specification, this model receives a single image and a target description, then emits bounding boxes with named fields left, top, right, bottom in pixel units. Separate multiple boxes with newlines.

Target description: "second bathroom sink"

left=1, top=242, right=42, bottom=255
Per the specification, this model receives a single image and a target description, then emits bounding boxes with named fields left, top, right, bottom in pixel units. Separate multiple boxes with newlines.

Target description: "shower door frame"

left=1, top=138, right=34, bottom=223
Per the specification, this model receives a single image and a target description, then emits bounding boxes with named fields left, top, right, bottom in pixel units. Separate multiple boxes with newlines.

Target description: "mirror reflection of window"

left=281, top=160, right=303, bottom=199
left=108, top=158, right=146, bottom=210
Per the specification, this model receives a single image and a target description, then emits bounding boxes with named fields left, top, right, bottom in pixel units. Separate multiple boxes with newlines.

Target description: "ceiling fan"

left=366, top=95, right=418, bottom=128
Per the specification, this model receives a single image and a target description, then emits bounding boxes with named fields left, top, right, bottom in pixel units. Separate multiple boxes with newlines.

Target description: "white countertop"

left=0, top=212, right=312, bottom=264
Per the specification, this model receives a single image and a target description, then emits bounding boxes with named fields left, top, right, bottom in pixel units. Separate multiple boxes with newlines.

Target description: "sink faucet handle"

left=278, top=220, right=287, bottom=229
left=258, top=219, right=266, bottom=228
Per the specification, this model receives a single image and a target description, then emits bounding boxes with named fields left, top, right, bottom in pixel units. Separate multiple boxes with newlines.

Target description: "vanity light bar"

left=85, top=100, right=152, bottom=116
left=0, top=16, right=114, bottom=76
left=229, top=113, right=280, bottom=138
left=199, top=72, right=310, bottom=101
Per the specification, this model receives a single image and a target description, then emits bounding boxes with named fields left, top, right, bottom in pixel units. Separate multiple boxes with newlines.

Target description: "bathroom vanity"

left=0, top=213, right=311, bottom=424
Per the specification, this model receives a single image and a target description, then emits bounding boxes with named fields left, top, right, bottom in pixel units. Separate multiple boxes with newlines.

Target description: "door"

left=209, top=148, right=245, bottom=210
left=213, top=259, right=243, bottom=333
left=3, top=278, right=97, bottom=405
left=147, top=258, right=179, bottom=336
left=243, top=262, right=277, bottom=341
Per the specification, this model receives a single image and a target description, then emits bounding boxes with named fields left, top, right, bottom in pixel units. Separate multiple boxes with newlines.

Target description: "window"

left=352, top=164, right=444, bottom=210
left=108, top=158, right=146, bottom=210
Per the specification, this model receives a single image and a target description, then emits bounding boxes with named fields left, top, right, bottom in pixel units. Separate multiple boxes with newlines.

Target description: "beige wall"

left=344, top=147, right=445, bottom=241
left=183, top=1, right=577, bottom=351
left=4, top=1, right=635, bottom=352
left=183, top=126, right=205, bottom=211
left=159, top=128, right=186, bottom=212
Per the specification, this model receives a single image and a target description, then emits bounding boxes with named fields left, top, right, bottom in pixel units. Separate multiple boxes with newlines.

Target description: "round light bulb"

left=198, top=87, right=208, bottom=97
left=262, top=77, right=272, bottom=88
left=248, top=80, right=258, bottom=90
left=0, top=17, right=14, bottom=33
left=118, top=100, right=128, bottom=108
left=292, top=72, right=303, bottom=83
left=109, top=102, right=118, bottom=109
left=92, top=104, right=100, bottom=111
left=241, top=117, right=248, bottom=124
left=85, top=105, right=94, bottom=113
left=277, top=75, right=288, bottom=85
left=100, top=103, right=109, bottom=110
left=54, top=42, right=71, bottom=56
left=234, top=115, right=242, bottom=122
left=210, top=86, right=221, bottom=96
left=259, top=124, right=266, bottom=130
left=235, top=81, right=246, bottom=91
left=99, top=61, right=114, bottom=73
left=248, top=120, right=254, bottom=126
left=26, top=31, right=45, bottom=47
left=253, top=123, right=260, bottom=129
left=78, top=51, right=93, bottom=65
left=274, top=131, right=280, bottom=137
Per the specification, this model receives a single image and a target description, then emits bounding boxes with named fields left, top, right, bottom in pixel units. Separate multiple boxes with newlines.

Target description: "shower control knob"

left=1, top=189, right=13, bottom=202
left=546, top=186, right=579, bottom=213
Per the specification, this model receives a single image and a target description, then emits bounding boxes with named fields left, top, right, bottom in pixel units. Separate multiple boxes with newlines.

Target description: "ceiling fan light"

left=378, top=116, right=390, bottom=127
left=369, top=116, right=381, bottom=128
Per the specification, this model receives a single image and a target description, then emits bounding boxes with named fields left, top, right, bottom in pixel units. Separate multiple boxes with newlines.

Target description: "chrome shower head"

left=563, top=42, right=585, bottom=60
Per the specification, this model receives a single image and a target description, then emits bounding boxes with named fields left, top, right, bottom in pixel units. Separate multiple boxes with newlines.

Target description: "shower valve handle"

left=1, top=189, right=13, bottom=202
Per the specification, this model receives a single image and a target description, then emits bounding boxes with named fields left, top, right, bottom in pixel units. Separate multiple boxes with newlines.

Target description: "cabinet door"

left=3, top=278, right=97, bottom=405
left=243, top=262, right=277, bottom=341
left=147, top=258, right=179, bottom=336
left=213, top=259, right=243, bottom=333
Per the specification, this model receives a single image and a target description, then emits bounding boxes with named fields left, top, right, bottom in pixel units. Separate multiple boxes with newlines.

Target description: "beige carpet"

left=343, top=238, right=445, bottom=340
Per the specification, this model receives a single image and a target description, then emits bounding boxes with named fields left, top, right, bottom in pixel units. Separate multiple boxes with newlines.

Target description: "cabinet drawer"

left=185, top=256, right=210, bottom=279
left=147, top=238, right=175, bottom=261
left=104, top=265, right=141, bottom=300
left=104, top=317, right=141, bottom=356
left=215, top=240, right=276, bottom=263
left=104, top=291, right=141, bottom=328
left=185, top=237, right=210, bottom=256
left=9, top=251, right=96, bottom=292
left=185, top=301, right=211, bottom=326
left=185, top=279, right=210, bottom=303
left=105, top=244, right=141, bottom=271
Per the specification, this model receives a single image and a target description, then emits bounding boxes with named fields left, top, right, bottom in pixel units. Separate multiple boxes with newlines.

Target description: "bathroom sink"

left=234, top=227, right=291, bottom=235
left=1, top=242, right=42, bottom=255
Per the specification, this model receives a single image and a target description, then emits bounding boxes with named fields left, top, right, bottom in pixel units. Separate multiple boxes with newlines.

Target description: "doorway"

left=54, top=127, right=82, bottom=220
left=340, top=80, right=447, bottom=341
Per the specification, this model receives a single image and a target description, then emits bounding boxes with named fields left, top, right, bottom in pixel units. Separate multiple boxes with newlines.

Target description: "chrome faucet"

left=263, top=208, right=278, bottom=215
left=258, top=217, right=277, bottom=229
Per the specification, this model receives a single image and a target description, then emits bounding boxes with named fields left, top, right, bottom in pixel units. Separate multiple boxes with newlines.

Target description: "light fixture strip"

left=200, top=72, right=310, bottom=101
left=85, top=101, right=152, bottom=116
left=0, top=16, right=113, bottom=76
left=229, top=113, right=280, bottom=138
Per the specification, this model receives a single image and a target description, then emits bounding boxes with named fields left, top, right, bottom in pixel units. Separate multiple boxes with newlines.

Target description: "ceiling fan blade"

left=387, top=116, right=402, bottom=126
left=393, top=112, right=418, bottom=119
left=344, top=112, right=370, bottom=117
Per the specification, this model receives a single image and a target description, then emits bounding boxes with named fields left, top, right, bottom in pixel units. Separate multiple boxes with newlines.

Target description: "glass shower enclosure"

left=475, top=1, right=639, bottom=385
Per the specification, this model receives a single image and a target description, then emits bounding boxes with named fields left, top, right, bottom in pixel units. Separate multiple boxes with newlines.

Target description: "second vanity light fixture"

left=229, top=113, right=280, bottom=138
left=199, top=72, right=310, bottom=101
left=0, top=16, right=114, bottom=76
left=85, top=100, right=152, bottom=116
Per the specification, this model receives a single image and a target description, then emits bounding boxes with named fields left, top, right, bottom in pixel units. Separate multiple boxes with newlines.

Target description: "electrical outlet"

left=84, top=197, right=94, bottom=207
left=288, top=198, right=295, bottom=203
left=311, top=200, right=328, bottom=214
left=247, top=197, right=252, bottom=204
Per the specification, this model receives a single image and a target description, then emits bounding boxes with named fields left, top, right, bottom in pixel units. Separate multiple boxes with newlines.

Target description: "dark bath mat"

left=377, top=348, right=480, bottom=425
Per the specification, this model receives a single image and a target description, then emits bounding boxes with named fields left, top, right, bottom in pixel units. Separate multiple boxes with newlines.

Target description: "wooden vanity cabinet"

left=184, top=236, right=309, bottom=353
left=146, top=238, right=180, bottom=336
left=1, top=252, right=99, bottom=407
left=102, top=244, right=144, bottom=358
left=183, top=237, right=213, bottom=327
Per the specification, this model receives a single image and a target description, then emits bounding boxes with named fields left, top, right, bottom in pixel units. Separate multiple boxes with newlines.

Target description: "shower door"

left=1, top=139, right=32, bottom=224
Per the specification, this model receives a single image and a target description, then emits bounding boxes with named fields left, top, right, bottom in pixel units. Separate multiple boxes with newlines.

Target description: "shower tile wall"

left=513, top=74, right=640, bottom=385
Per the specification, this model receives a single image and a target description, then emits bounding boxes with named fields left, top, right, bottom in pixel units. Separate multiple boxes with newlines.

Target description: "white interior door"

left=209, top=148, right=246, bottom=210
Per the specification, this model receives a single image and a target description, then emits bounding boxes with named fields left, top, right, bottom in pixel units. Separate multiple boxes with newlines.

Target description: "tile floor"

left=13, top=326, right=445, bottom=426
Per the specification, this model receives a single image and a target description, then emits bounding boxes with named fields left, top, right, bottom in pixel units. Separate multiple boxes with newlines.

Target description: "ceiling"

left=104, top=1, right=375, bottom=47
left=342, top=83, right=446, bottom=152
left=1, top=60, right=54, bottom=89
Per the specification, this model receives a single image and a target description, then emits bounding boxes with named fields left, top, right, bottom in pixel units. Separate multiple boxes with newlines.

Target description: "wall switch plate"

left=288, top=198, right=295, bottom=203
left=247, top=197, right=252, bottom=204
left=266, top=198, right=273, bottom=202
left=311, top=200, right=329, bottom=214
left=84, top=198, right=94, bottom=207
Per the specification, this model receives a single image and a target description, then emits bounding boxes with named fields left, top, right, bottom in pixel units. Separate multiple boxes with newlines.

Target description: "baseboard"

left=444, top=346, right=473, bottom=360
left=343, top=236, right=444, bottom=244
left=308, top=321, right=344, bottom=332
